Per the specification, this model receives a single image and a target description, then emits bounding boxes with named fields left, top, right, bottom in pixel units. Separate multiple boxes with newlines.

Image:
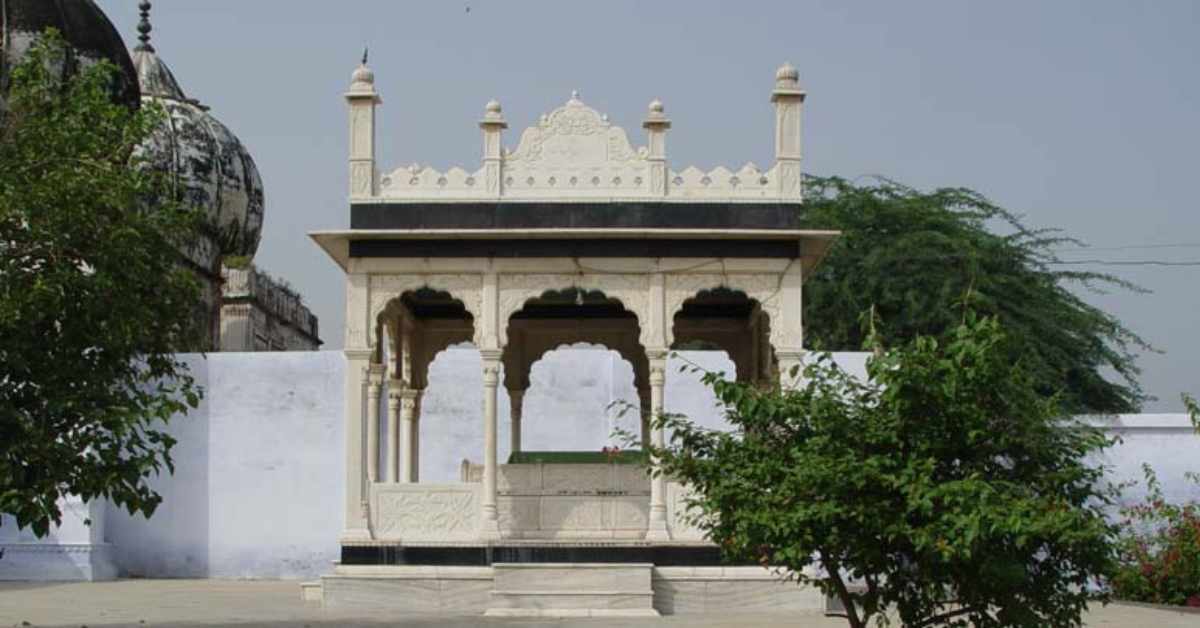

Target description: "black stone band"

left=350, top=201, right=806, bottom=231
left=348, top=238, right=799, bottom=259
left=340, top=544, right=750, bottom=567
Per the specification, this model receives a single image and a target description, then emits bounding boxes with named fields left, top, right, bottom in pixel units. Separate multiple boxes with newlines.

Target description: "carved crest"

left=507, top=93, right=647, bottom=167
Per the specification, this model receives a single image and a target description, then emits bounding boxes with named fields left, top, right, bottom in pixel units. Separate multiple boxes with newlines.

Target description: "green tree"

left=650, top=315, right=1118, bottom=628
left=0, top=33, right=202, bottom=536
left=801, top=175, right=1150, bottom=414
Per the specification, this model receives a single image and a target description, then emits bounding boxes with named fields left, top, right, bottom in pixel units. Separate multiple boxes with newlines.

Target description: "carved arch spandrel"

left=497, top=273, right=651, bottom=347
left=665, top=273, right=798, bottom=351
left=368, top=274, right=483, bottom=348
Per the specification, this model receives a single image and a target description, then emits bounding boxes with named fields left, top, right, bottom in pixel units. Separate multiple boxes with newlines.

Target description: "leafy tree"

left=801, top=175, right=1150, bottom=414
left=0, top=33, right=203, bottom=537
left=650, top=315, right=1118, bottom=628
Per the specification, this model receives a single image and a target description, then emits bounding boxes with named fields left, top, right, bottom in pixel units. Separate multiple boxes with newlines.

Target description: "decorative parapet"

left=352, top=64, right=806, bottom=204
left=221, top=264, right=320, bottom=342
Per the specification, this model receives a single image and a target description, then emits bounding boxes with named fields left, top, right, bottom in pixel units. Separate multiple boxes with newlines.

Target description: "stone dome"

left=0, top=0, right=140, bottom=109
left=132, top=17, right=264, bottom=270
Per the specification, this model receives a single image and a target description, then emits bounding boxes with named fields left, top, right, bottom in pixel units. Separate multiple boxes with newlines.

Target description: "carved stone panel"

left=372, top=484, right=480, bottom=542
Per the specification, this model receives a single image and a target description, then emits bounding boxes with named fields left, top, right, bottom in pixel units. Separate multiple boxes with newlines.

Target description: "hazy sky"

left=96, top=1, right=1199, bottom=411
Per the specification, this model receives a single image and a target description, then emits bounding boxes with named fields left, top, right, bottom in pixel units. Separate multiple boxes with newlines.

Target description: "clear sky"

left=96, top=1, right=1199, bottom=411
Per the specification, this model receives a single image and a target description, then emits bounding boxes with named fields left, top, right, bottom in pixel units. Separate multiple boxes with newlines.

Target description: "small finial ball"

left=486, top=98, right=502, bottom=114
left=648, top=98, right=664, bottom=113
left=775, top=62, right=799, bottom=85
left=351, top=63, right=375, bottom=87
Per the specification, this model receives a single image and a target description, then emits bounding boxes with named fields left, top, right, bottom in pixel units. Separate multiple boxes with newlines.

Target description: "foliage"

left=648, top=315, right=1119, bottom=628
left=1109, top=394, right=1200, bottom=607
left=801, top=175, right=1150, bottom=414
left=1110, top=463, right=1200, bottom=607
left=0, top=33, right=203, bottom=537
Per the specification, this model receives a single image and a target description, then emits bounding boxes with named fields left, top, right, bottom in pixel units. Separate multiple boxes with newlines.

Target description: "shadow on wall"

left=104, top=352, right=346, bottom=580
left=105, top=355, right=212, bottom=578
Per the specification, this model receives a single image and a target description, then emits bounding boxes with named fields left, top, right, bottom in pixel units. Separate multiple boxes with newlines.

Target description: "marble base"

left=321, top=563, right=825, bottom=615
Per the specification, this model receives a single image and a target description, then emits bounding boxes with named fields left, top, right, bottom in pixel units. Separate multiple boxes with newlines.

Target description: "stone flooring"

left=1, top=580, right=1197, bottom=627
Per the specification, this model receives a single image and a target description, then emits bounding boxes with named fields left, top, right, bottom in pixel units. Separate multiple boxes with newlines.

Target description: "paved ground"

left=1, top=580, right=1197, bottom=627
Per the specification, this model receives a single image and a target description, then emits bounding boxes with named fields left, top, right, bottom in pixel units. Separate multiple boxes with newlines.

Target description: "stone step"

left=486, top=562, right=658, bottom=618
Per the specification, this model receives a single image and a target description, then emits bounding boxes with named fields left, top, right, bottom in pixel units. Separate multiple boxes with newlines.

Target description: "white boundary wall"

left=2, top=350, right=1198, bottom=580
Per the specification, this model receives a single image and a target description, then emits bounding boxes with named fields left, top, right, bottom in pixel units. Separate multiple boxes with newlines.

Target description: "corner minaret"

left=479, top=98, right=507, bottom=198
left=346, top=50, right=381, bottom=199
left=771, top=62, right=806, bottom=200
left=642, top=98, right=671, bottom=196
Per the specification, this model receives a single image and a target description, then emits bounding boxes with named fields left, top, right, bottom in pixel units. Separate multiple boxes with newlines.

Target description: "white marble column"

left=479, top=350, right=503, bottom=539
left=342, top=349, right=372, bottom=540
left=509, top=389, right=525, bottom=455
left=638, top=387, right=652, bottom=449
left=386, top=387, right=401, bottom=483
left=365, top=365, right=385, bottom=483
left=412, top=390, right=423, bottom=483
left=399, top=389, right=418, bottom=483
left=645, top=352, right=671, bottom=541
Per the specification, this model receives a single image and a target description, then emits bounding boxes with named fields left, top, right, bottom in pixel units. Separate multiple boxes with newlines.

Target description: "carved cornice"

left=374, top=94, right=797, bottom=202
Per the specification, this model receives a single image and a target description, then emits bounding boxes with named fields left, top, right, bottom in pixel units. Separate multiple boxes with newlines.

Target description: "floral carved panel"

left=372, top=484, right=480, bottom=541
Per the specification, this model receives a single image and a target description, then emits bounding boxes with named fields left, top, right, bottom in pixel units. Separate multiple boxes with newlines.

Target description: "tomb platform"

left=321, top=460, right=824, bottom=615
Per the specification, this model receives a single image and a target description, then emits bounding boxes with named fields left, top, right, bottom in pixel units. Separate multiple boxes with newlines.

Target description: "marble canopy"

left=311, top=59, right=836, bottom=549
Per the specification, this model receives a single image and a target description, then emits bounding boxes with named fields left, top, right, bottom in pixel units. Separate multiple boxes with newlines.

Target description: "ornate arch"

left=497, top=273, right=650, bottom=347
left=664, top=273, right=796, bottom=351
left=368, top=274, right=483, bottom=347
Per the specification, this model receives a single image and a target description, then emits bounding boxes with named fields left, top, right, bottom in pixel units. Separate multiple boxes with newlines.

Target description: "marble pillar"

left=645, top=352, right=670, bottom=541
left=479, top=351, right=502, bottom=539
left=509, top=389, right=524, bottom=455
left=386, top=387, right=401, bottom=483
left=399, top=389, right=418, bottom=483
left=365, top=366, right=384, bottom=483
left=341, top=349, right=372, bottom=540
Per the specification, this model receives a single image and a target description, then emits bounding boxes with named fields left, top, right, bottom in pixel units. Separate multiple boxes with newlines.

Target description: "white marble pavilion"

left=310, top=59, right=836, bottom=616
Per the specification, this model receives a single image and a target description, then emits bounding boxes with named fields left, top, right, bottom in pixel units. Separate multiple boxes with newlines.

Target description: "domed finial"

left=643, top=97, right=670, bottom=129
left=135, top=1, right=154, bottom=52
left=350, top=49, right=375, bottom=92
left=771, top=62, right=805, bottom=102
left=775, top=61, right=799, bottom=83
left=569, top=89, right=581, bottom=104
left=480, top=98, right=507, bottom=128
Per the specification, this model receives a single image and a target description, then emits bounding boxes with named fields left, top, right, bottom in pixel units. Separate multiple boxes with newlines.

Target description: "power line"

left=1050, top=242, right=1200, bottom=253
left=1048, top=259, right=1200, bottom=267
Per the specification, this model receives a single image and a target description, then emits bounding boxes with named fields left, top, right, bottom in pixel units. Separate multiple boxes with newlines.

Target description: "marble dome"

left=132, top=3, right=264, bottom=270
left=0, top=0, right=140, bottom=110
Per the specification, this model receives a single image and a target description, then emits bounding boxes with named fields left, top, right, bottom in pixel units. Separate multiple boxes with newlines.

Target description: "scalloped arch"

left=369, top=275, right=482, bottom=347
left=497, top=274, right=651, bottom=347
